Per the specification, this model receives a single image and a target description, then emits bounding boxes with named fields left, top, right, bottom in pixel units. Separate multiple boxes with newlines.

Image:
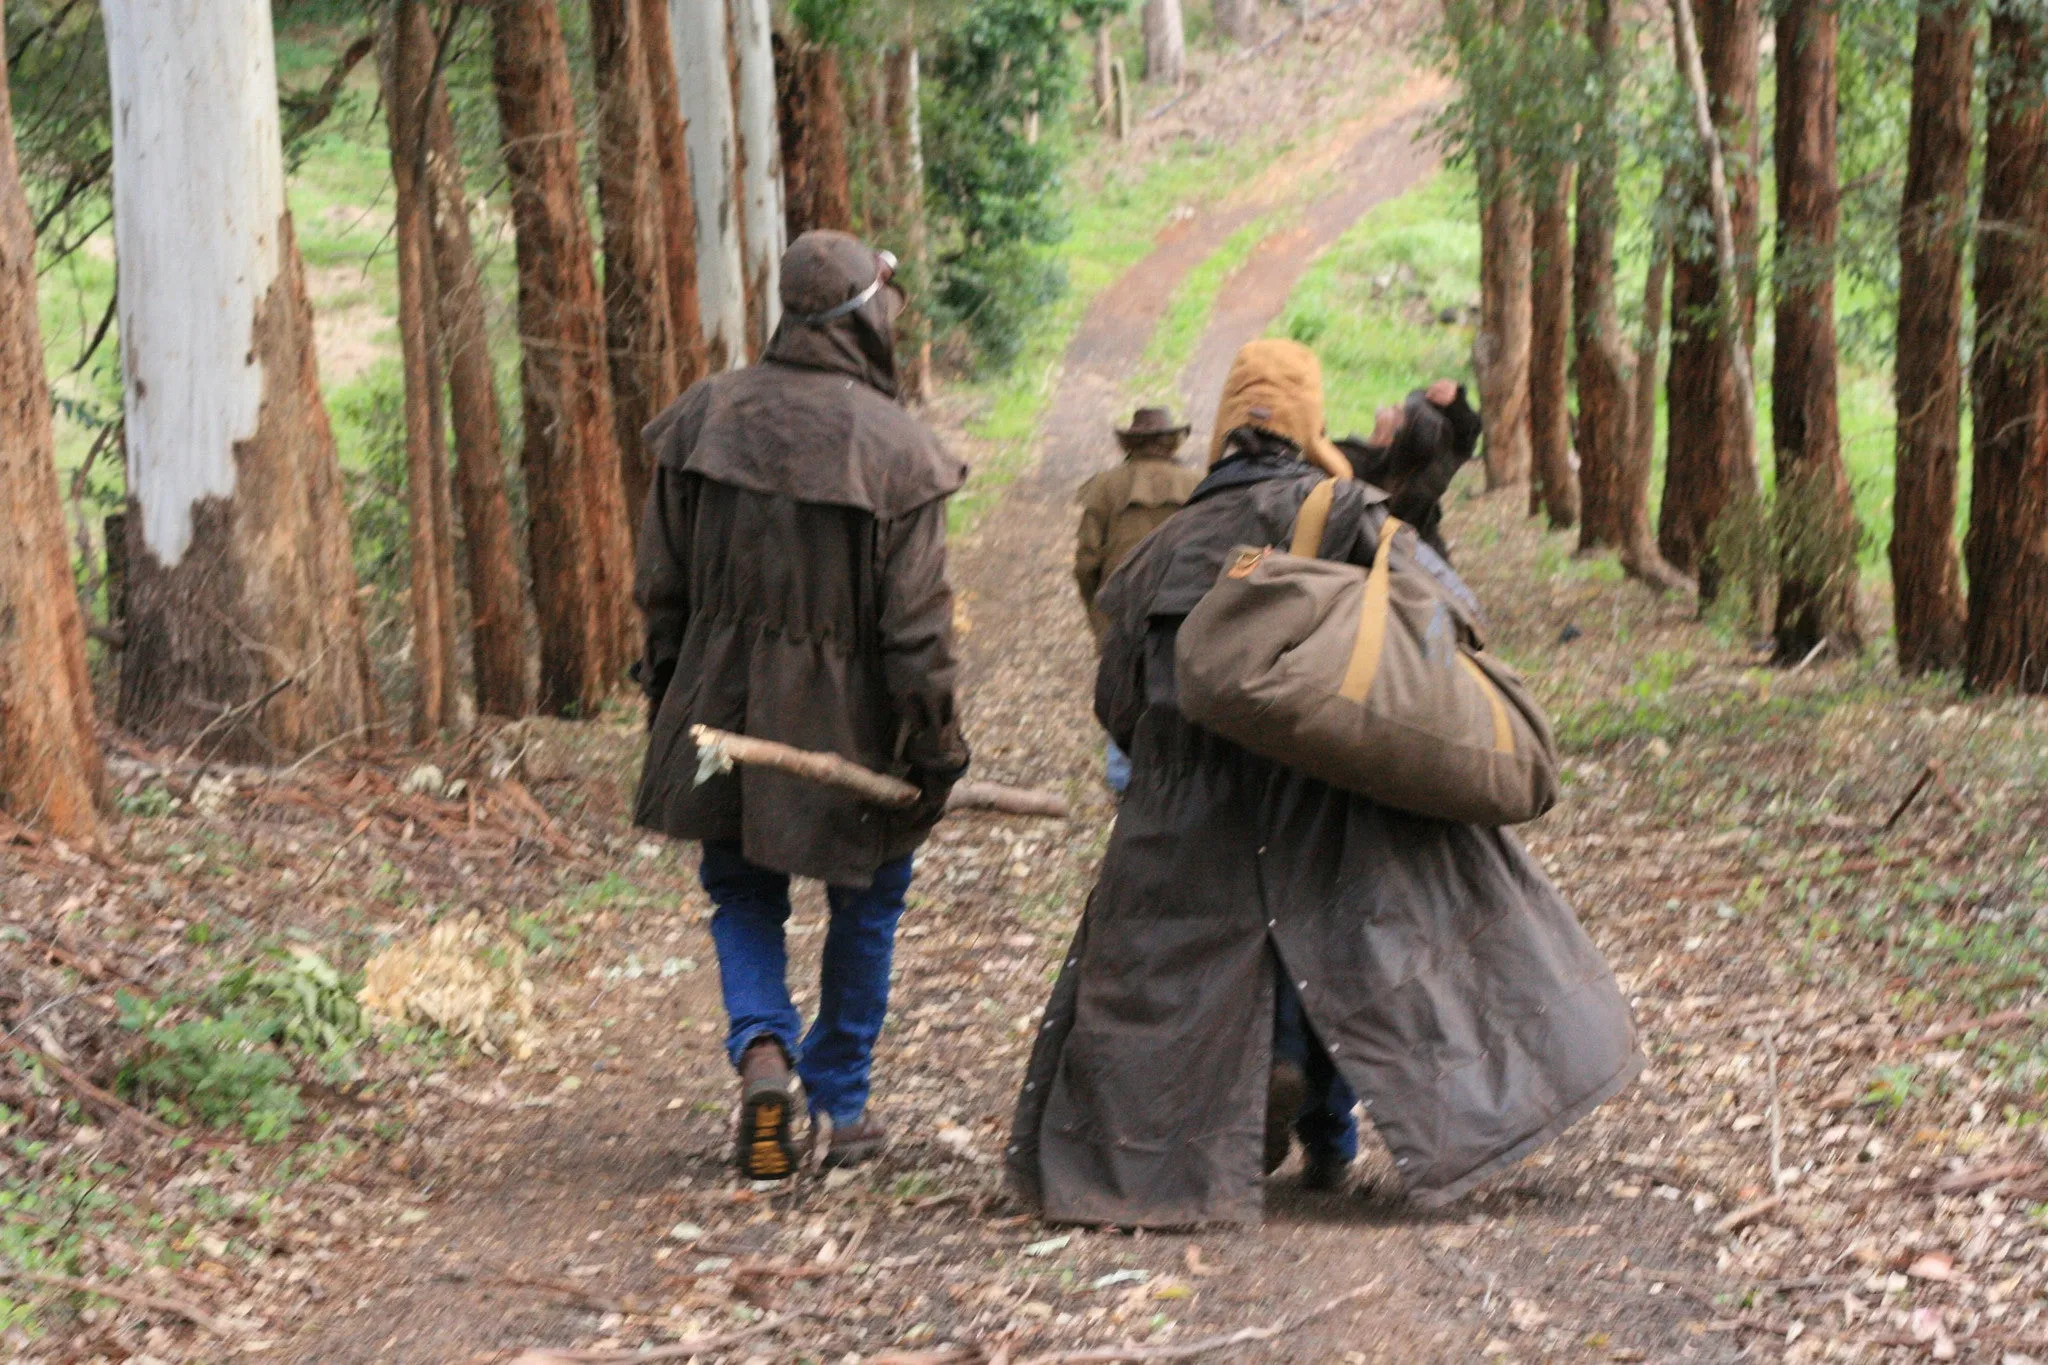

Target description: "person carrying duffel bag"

left=1006, top=338, right=1638, bottom=1226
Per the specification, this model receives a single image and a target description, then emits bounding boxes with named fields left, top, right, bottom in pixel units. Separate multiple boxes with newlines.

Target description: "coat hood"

left=764, top=229, right=902, bottom=399
left=1206, top=338, right=1353, bottom=481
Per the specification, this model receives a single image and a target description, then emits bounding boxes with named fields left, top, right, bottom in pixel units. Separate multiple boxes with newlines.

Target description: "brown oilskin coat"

left=1008, top=450, right=1640, bottom=1226
left=633, top=289, right=969, bottom=888
left=1074, top=454, right=1204, bottom=640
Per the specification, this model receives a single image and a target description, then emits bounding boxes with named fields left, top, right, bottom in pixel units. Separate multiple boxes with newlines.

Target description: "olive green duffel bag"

left=1175, top=479, right=1559, bottom=825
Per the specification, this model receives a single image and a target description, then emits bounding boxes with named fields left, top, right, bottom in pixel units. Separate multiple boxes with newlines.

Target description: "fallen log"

left=690, top=726, right=1069, bottom=819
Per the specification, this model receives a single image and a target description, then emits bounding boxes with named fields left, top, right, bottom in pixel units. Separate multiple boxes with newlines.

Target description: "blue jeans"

left=1105, top=739, right=1132, bottom=794
left=700, top=842, right=914, bottom=1126
left=1274, top=972, right=1359, bottom=1161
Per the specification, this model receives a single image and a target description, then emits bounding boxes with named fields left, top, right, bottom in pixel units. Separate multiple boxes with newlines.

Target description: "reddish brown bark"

left=1529, top=164, right=1579, bottom=528
left=424, top=63, right=532, bottom=718
left=638, top=0, right=706, bottom=392
left=1964, top=3, right=2048, bottom=693
left=778, top=37, right=854, bottom=239
left=0, top=31, right=102, bottom=845
left=1617, top=202, right=1693, bottom=595
left=1477, top=145, right=1534, bottom=489
left=590, top=0, right=682, bottom=537
left=1573, top=0, right=1632, bottom=554
left=1891, top=0, right=1974, bottom=675
left=1771, top=0, right=1859, bottom=663
left=1660, top=0, right=1761, bottom=590
left=491, top=0, right=635, bottom=716
left=385, top=0, right=459, bottom=738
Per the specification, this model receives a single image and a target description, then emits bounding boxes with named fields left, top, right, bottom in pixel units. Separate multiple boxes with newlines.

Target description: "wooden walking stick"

left=690, top=726, right=1070, bottom=819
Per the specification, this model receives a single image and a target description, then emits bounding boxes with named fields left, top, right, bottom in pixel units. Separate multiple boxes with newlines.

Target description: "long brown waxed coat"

left=1008, top=448, right=1640, bottom=1225
left=1074, top=455, right=1204, bottom=640
left=634, top=236, right=970, bottom=887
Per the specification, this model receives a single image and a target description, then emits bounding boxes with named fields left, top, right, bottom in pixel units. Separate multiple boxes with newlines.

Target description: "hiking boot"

left=734, top=1039, right=799, bottom=1181
left=1264, top=1062, right=1308, bottom=1176
left=817, top=1112, right=889, bottom=1170
left=1300, top=1146, right=1352, bottom=1192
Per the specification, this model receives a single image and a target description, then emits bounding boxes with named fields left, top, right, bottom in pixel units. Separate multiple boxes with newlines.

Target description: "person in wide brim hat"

left=1114, top=405, right=1192, bottom=454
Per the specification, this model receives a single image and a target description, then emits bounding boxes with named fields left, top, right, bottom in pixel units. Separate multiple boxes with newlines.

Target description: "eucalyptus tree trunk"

left=1215, top=0, right=1260, bottom=44
left=424, top=60, right=532, bottom=719
left=1770, top=0, right=1859, bottom=663
left=1965, top=1, right=2048, bottom=693
left=779, top=37, right=853, bottom=239
left=1143, top=0, right=1186, bottom=86
left=0, top=26, right=102, bottom=845
left=886, top=39, right=932, bottom=400
left=731, top=0, right=783, bottom=361
left=1660, top=0, right=1761, bottom=600
left=1572, top=0, right=1633, bottom=553
left=672, top=0, right=745, bottom=372
left=591, top=0, right=682, bottom=534
left=639, top=0, right=705, bottom=390
left=1891, top=0, right=1974, bottom=675
left=384, top=0, right=460, bottom=738
left=1529, top=165, right=1579, bottom=527
left=104, top=0, right=375, bottom=759
left=1476, top=145, right=1533, bottom=489
left=492, top=0, right=635, bottom=716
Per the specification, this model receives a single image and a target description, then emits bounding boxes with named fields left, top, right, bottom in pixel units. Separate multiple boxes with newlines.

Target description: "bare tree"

left=672, top=0, right=746, bottom=372
left=105, top=0, right=376, bottom=759
left=0, top=21, right=102, bottom=845
left=1965, top=0, right=2048, bottom=692
left=591, top=0, right=683, bottom=533
left=1891, top=0, right=1974, bottom=674
left=383, top=0, right=460, bottom=738
left=1660, top=0, right=1761, bottom=600
left=492, top=0, right=635, bottom=715
left=1529, top=164, right=1578, bottom=527
left=1143, top=0, right=1186, bottom=86
left=1770, top=0, right=1859, bottom=662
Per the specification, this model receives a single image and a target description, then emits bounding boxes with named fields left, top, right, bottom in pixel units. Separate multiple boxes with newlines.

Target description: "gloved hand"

left=895, top=759, right=968, bottom=832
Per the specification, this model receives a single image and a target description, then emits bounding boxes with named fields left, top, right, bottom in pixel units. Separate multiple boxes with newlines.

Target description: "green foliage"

left=116, top=948, right=368, bottom=1142
left=923, top=0, right=1081, bottom=371
left=1860, top=1062, right=1920, bottom=1119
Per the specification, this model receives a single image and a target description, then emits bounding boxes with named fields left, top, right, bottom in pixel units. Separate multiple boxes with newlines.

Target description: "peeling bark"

left=1573, top=0, right=1632, bottom=553
left=1476, top=145, right=1533, bottom=489
left=425, top=56, right=532, bottom=718
left=1965, top=2, right=2048, bottom=693
left=778, top=36, right=853, bottom=239
left=1660, top=0, right=1761, bottom=597
left=1771, top=0, right=1859, bottom=663
left=107, top=0, right=375, bottom=759
left=591, top=0, right=683, bottom=536
left=384, top=0, right=459, bottom=738
left=492, top=0, right=634, bottom=716
left=1530, top=164, right=1579, bottom=528
left=1891, top=0, right=1974, bottom=675
left=0, top=25, right=102, bottom=844
left=640, top=0, right=705, bottom=391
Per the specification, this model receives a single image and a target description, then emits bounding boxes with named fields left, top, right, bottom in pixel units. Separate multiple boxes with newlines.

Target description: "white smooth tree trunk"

left=1143, top=0, right=1186, bottom=87
left=730, top=0, right=783, bottom=360
left=105, top=0, right=284, bottom=566
left=102, top=0, right=375, bottom=757
left=671, top=0, right=746, bottom=372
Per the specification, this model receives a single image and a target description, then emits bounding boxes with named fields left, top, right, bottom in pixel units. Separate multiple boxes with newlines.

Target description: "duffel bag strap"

left=1288, top=477, right=1339, bottom=557
left=1338, top=515, right=1407, bottom=702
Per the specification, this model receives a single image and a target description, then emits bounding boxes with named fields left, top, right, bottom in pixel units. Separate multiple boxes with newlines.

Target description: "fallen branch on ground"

left=0, top=1267, right=246, bottom=1337
left=1014, top=1277, right=1383, bottom=1364
left=0, top=1033, right=179, bottom=1139
left=690, top=726, right=1069, bottom=819
left=505, top=1313, right=786, bottom=1364
left=1712, top=1194, right=1782, bottom=1235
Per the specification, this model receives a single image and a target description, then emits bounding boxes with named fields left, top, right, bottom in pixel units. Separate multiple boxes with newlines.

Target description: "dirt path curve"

left=276, top=79, right=1727, bottom=1365
left=1177, top=105, right=1443, bottom=454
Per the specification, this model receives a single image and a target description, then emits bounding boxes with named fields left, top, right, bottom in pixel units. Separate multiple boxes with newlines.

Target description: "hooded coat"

left=1006, top=436, right=1640, bottom=1226
left=634, top=232, right=970, bottom=887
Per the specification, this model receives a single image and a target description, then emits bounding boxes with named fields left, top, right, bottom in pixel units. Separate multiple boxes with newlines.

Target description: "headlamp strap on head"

left=790, top=250, right=898, bottom=327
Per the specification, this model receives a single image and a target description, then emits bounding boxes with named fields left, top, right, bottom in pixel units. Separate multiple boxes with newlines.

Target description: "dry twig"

left=0, top=1033, right=178, bottom=1139
left=0, top=1267, right=245, bottom=1337
left=1014, top=1277, right=1383, bottom=1364
left=1712, top=1194, right=1782, bottom=1235
left=690, top=726, right=1068, bottom=818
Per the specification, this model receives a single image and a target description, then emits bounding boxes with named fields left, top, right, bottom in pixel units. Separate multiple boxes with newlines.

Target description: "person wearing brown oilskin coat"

left=1007, top=339, right=1640, bottom=1225
left=635, top=231, right=970, bottom=1180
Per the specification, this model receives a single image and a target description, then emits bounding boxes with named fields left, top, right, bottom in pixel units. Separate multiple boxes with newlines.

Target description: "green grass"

left=1271, top=167, right=1481, bottom=437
